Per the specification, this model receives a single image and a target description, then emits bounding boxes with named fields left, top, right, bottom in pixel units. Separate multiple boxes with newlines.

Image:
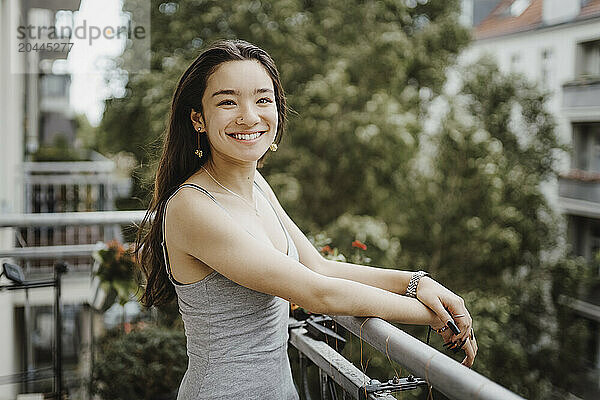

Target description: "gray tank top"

left=161, top=181, right=300, bottom=400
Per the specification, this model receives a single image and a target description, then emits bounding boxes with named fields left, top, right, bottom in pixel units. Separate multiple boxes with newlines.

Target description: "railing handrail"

left=0, top=211, right=147, bottom=228
left=23, top=175, right=116, bottom=185
left=0, top=244, right=104, bottom=259
left=332, top=316, right=525, bottom=400
left=23, top=160, right=115, bottom=173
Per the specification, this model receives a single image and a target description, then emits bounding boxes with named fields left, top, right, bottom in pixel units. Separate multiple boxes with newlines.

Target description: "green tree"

left=392, top=60, right=592, bottom=398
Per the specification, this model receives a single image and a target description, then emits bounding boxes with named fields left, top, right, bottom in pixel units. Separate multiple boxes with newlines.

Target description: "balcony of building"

left=559, top=123, right=600, bottom=218
left=0, top=211, right=524, bottom=400
left=558, top=169, right=600, bottom=219
left=16, top=153, right=131, bottom=277
left=562, top=78, right=600, bottom=121
left=562, top=38, right=600, bottom=121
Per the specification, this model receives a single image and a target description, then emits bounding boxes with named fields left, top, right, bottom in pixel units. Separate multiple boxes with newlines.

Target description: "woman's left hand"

left=435, top=326, right=478, bottom=367
left=416, top=276, right=473, bottom=347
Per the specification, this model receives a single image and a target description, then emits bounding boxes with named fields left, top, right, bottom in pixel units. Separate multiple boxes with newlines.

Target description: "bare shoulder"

left=166, top=185, right=208, bottom=217
left=164, top=185, right=219, bottom=249
left=165, top=175, right=216, bottom=222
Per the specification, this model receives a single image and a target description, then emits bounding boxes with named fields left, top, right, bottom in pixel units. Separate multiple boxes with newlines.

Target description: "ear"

left=190, top=109, right=205, bottom=132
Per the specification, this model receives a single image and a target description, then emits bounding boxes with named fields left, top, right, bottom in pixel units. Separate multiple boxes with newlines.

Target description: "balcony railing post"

left=298, top=352, right=314, bottom=400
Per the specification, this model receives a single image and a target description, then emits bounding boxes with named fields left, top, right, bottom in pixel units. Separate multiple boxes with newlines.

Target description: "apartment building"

left=0, top=1, right=121, bottom=399
left=461, top=0, right=600, bottom=392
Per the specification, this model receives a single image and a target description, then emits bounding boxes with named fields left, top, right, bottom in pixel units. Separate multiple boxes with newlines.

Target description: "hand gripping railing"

left=331, top=316, right=525, bottom=400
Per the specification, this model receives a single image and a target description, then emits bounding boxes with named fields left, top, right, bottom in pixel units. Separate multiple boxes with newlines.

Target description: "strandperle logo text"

left=16, top=19, right=146, bottom=46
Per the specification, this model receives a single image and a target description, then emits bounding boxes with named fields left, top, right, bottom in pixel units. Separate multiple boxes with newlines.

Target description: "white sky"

left=67, top=0, right=127, bottom=126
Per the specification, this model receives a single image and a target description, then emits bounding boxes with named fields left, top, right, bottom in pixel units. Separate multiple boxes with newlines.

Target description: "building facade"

left=461, top=0, right=600, bottom=394
left=0, top=1, right=121, bottom=399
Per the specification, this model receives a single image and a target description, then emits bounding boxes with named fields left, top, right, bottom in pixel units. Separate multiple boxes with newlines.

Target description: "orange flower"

left=321, top=245, right=333, bottom=254
left=352, top=240, right=367, bottom=250
left=107, top=239, right=125, bottom=258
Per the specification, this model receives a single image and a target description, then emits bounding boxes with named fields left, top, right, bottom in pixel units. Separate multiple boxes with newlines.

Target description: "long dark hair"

left=135, top=39, right=288, bottom=307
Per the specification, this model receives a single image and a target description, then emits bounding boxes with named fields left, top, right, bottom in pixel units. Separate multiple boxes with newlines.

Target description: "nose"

left=236, top=102, right=260, bottom=126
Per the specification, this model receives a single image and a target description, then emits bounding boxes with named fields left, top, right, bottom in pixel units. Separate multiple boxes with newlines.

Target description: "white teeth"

left=231, top=132, right=263, bottom=140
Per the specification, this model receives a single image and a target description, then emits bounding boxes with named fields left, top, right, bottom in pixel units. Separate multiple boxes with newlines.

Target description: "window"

left=577, top=39, right=600, bottom=77
left=500, top=0, right=532, bottom=18
left=572, top=123, right=600, bottom=172
left=510, top=0, right=531, bottom=17
left=567, top=215, right=600, bottom=263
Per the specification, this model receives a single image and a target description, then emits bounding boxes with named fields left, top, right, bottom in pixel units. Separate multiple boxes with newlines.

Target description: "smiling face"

left=192, top=60, right=278, bottom=164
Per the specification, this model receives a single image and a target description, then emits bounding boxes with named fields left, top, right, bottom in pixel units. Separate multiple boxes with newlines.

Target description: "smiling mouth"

left=226, top=131, right=267, bottom=141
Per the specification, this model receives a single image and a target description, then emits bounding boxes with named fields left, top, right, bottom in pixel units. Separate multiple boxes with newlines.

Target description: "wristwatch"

left=405, top=270, right=430, bottom=298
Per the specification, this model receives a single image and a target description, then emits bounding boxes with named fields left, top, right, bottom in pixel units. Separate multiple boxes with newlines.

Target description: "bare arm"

left=320, top=259, right=414, bottom=295
left=252, top=172, right=477, bottom=366
left=254, top=171, right=414, bottom=294
left=167, top=188, right=442, bottom=328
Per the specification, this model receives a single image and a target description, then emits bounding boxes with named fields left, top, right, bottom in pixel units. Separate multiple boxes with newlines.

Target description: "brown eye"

left=218, top=100, right=235, bottom=106
left=257, top=97, right=273, bottom=104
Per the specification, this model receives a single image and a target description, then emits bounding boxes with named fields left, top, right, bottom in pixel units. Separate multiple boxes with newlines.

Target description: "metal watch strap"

left=405, top=270, right=429, bottom=298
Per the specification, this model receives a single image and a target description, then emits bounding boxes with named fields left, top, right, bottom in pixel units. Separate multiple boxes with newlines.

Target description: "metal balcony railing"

left=1, top=210, right=143, bottom=275
left=559, top=174, right=600, bottom=204
left=0, top=211, right=525, bottom=400
left=562, top=77, right=600, bottom=109
left=21, top=157, right=122, bottom=248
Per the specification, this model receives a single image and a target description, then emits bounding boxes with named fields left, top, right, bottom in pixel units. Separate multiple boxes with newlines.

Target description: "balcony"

left=562, top=77, right=600, bottom=121
left=0, top=211, right=523, bottom=399
left=558, top=170, right=600, bottom=219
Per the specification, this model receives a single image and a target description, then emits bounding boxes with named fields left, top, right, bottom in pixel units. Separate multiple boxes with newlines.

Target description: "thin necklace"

left=201, top=166, right=259, bottom=216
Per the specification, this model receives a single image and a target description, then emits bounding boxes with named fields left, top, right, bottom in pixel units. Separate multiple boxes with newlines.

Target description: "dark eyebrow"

left=255, top=88, right=274, bottom=95
left=211, top=88, right=274, bottom=97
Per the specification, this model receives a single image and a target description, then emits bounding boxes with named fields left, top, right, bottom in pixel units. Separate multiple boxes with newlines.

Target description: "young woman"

left=136, top=39, right=477, bottom=400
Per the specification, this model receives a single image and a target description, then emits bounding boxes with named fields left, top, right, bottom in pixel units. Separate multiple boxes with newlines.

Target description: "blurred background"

left=1, top=0, right=600, bottom=399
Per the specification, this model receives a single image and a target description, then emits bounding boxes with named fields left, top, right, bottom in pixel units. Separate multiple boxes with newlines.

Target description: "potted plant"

left=93, top=240, right=141, bottom=331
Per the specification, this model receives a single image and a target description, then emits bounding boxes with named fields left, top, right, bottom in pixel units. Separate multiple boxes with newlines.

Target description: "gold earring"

left=269, top=142, right=278, bottom=152
left=195, top=128, right=203, bottom=158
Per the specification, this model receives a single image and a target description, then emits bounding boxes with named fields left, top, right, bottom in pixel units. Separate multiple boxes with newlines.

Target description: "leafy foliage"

left=93, top=240, right=142, bottom=306
left=92, top=325, right=187, bottom=400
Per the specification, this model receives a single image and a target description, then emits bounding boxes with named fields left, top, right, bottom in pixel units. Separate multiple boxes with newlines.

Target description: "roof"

left=581, top=0, right=600, bottom=18
left=474, top=0, right=600, bottom=40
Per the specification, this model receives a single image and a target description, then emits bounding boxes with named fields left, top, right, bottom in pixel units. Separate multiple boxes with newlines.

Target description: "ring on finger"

left=452, top=314, right=466, bottom=318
